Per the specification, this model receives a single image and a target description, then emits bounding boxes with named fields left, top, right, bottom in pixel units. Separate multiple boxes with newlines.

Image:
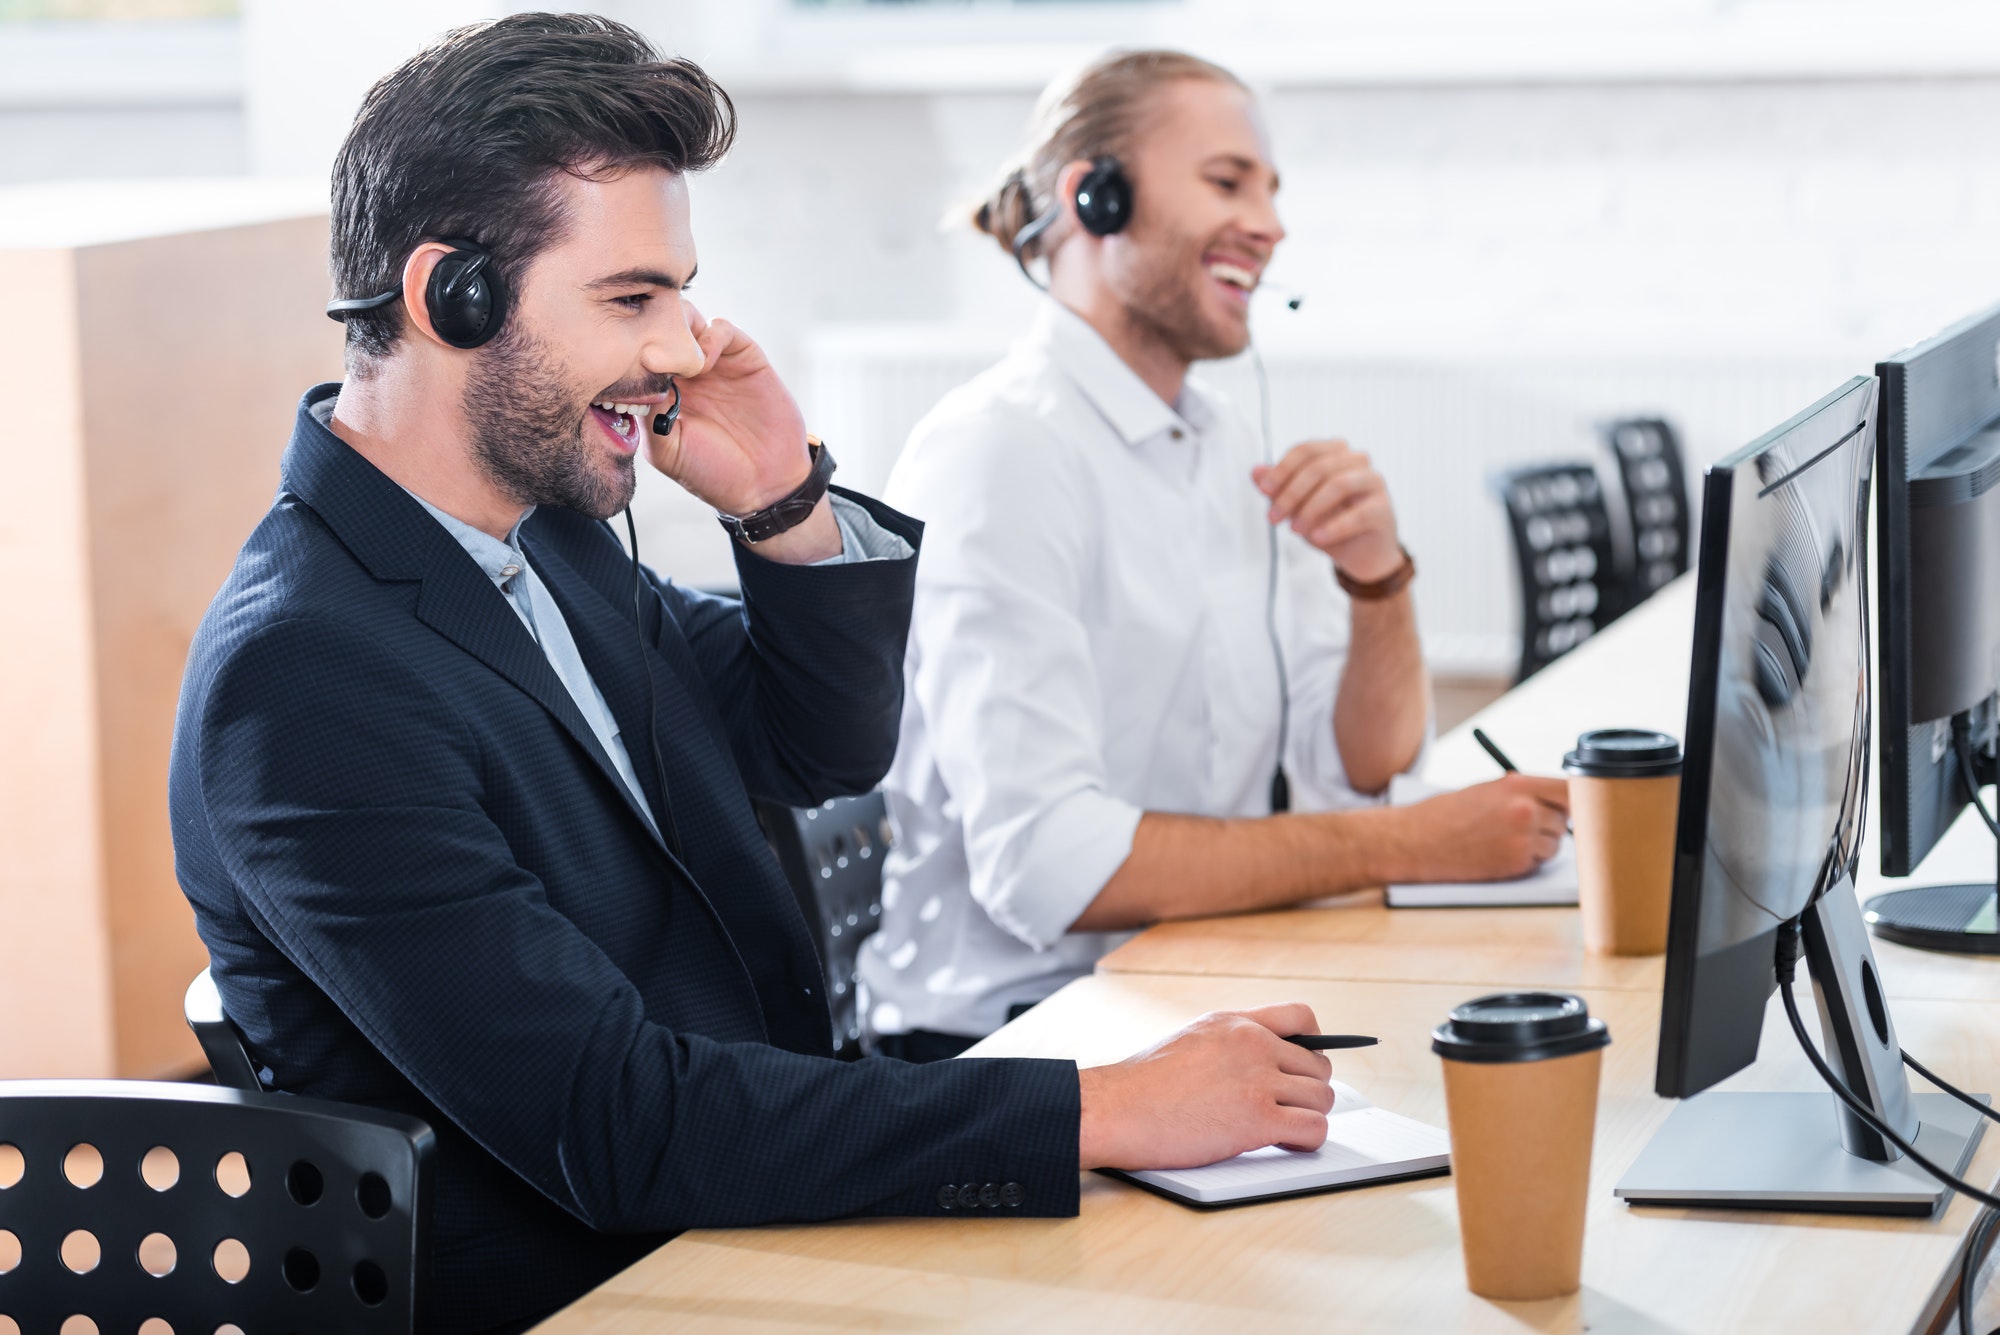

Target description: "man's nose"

left=643, top=307, right=705, bottom=378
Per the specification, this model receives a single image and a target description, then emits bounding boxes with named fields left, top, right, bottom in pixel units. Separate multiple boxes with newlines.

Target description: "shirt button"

left=500, top=564, right=520, bottom=577
left=936, top=1184, right=958, bottom=1209
left=956, top=1184, right=980, bottom=1209
left=1001, top=1182, right=1026, bottom=1207
left=978, top=1183, right=1000, bottom=1208
left=1169, top=428, right=1185, bottom=441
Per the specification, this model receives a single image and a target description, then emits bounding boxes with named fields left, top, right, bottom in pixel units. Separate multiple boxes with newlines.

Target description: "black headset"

left=1009, top=156, right=1135, bottom=287
left=324, top=239, right=510, bottom=350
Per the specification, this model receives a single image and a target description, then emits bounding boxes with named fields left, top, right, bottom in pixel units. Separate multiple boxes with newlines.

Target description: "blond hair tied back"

left=970, top=48, right=1244, bottom=263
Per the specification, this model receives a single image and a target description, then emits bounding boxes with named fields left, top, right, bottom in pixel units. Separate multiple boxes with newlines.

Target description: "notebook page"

left=1385, top=837, right=1579, bottom=907
left=1119, top=1083, right=1450, bottom=1205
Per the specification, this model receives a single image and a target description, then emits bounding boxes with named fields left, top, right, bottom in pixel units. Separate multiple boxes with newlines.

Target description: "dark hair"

left=329, top=12, right=735, bottom=365
left=971, top=49, right=1243, bottom=261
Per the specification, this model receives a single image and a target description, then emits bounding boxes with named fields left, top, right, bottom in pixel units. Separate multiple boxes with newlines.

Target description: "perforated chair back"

left=1491, top=462, right=1619, bottom=682
left=0, top=1079, right=431, bottom=1332
left=1601, top=416, right=1691, bottom=609
left=184, top=968, right=260, bottom=1093
left=756, top=793, right=891, bottom=1058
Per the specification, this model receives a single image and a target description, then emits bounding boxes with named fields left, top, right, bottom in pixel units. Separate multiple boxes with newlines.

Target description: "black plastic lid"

left=1562, top=728, right=1682, bottom=778
left=1431, top=991, right=1611, bottom=1064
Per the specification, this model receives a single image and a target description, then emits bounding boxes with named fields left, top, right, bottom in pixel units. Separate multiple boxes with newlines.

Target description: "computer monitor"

left=1864, top=303, right=2000, bottom=953
left=1615, top=376, right=1987, bottom=1214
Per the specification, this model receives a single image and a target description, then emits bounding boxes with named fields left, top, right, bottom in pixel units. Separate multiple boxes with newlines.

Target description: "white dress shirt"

left=859, top=301, right=1418, bottom=1041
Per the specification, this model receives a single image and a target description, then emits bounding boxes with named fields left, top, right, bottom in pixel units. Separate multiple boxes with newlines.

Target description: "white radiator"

left=802, top=325, right=1859, bottom=676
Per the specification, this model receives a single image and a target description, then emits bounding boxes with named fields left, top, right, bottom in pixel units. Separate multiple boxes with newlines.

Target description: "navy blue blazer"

left=169, top=385, right=1081, bottom=1333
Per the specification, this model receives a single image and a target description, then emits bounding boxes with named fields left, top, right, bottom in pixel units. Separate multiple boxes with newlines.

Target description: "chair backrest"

left=1600, top=417, right=1691, bottom=609
left=756, top=793, right=891, bottom=1058
left=0, top=1079, right=431, bottom=1332
left=184, top=968, right=260, bottom=1093
left=1491, top=462, right=1619, bottom=682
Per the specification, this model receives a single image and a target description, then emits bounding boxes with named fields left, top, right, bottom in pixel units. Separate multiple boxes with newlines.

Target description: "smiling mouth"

left=1206, top=259, right=1260, bottom=299
left=589, top=399, right=651, bottom=451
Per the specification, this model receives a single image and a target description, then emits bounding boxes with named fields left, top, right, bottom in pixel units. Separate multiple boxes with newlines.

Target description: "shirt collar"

left=307, top=393, right=534, bottom=590
left=1028, top=298, right=1202, bottom=449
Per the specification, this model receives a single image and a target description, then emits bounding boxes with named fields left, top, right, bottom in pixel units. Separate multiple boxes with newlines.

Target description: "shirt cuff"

left=979, top=788, right=1145, bottom=951
left=812, top=494, right=916, bottom=566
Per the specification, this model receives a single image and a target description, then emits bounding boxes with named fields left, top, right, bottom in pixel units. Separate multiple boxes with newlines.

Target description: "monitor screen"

left=1877, top=302, right=2000, bottom=878
left=1656, top=376, right=1876, bottom=1099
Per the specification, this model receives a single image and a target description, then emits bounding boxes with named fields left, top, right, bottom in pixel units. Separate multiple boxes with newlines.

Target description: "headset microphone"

left=650, top=380, right=681, bottom=437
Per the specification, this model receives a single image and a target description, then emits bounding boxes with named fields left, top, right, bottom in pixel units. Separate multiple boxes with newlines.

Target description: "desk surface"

left=539, top=970, right=2000, bottom=1334
left=536, top=578, right=2000, bottom=1334
left=1100, top=577, right=2000, bottom=1004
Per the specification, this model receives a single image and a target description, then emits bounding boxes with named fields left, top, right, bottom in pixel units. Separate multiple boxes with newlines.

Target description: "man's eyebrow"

left=1203, top=153, right=1280, bottom=190
left=587, top=264, right=696, bottom=291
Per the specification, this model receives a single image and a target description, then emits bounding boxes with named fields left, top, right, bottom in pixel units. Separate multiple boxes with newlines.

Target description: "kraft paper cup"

left=1563, top=729, right=1683, bottom=957
left=1433, top=992, right=1611, bottom=1301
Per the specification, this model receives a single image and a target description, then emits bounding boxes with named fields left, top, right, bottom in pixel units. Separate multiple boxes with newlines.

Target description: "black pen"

left=1284, top=1034, right=1379, bottom=1050
left=1472, top=728, right=1518, bottom=774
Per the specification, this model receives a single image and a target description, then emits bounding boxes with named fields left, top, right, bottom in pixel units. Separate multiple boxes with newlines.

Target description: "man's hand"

left=1077, top=1004, right=1335, bottom=1171
left=1388, top=774, right=1570, bottom=883
left=1253, top=439, right=1403, bottom=584
left=645, top=303, right=840, bottom=563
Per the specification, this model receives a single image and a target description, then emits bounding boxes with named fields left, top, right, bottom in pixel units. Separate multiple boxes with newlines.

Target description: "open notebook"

left=1380, top=774, right=1580, bottom=908
left=1104, top=1082, right=1450, bottom=1207
left=1386, top=836, right=1579, bottom=908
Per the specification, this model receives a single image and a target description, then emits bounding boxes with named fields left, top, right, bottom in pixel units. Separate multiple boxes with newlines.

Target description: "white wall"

left=14, top=1, right=2000, bottom=656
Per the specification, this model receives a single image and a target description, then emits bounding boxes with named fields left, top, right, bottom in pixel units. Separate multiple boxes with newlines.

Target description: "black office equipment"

left=757, top=794, right=891, bottom=1058
left=0, top=1078, right=431, bottom=1330
left=1615, top=375, right=1988, bottom=1214
left=1600, top=416, right=1692, bottom=613
left=1865, top=302, right=2000, bottom=953
left=184, top=967, right=260, bottom=1093
left=1491, top=462, right=1619, bottom=681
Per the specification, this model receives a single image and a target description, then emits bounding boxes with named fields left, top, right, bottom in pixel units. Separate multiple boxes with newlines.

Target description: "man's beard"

left=1118, top=232, right=1252, bottom=366
left=462, top=327, right=636, bottom=521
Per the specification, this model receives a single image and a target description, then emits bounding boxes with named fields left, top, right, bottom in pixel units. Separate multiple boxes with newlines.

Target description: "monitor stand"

left=1864, top=820, right=2000, bottom=954
left=1617, top=880, right=1989, bottom=1215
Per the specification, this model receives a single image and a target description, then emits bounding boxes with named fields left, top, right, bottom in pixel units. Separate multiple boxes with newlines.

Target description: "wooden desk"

left=1100, top=576, right=2000, bottom=1005
left=538, top=970, right=2000, bottom=1334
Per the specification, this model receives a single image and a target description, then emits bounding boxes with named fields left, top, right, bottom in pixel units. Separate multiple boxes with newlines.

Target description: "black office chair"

left=0, top=1079, right=432, bottom=1331
left=1491, top=462, right=1620, bottom=682
left=1600, top=417, right=1691, bottom=613
left=185, top=967, right=260, bottom=1093
left=756, top=793, right=891, bottom=1059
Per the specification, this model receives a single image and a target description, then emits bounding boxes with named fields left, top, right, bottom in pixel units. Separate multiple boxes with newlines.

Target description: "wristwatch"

left=1336, top=545, right=1417, bottom=601
left=715, top=436, right=837, bottom=544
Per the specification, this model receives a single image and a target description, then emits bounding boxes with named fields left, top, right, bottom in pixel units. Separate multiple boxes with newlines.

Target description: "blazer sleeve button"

left=978, top=1183, right=1000, bottom=1208
left=1000, top=1182, right=1026, bottom=1207
left=937, top=1184, right=958, bottom=1209
left=956, top=1184, right=980, bottom=1209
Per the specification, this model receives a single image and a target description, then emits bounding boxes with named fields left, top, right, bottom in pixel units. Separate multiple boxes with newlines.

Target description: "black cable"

left=1249, top=342, right=1292, bottom=814
left=1956, top=721, right=2000, bottom=840
left=1966, top=1203, right=2000, bottom=1335
left=1899, top=1042, right=2000, bottom=1335
left=1775, top=917, right=2000, bottom=1333
left=1774, top=921, right=1998, bottom=1210
left=623, top=507, right=685, bottom=862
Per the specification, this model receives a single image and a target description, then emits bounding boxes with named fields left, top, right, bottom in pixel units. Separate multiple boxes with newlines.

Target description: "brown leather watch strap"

left=1335, top=545, right=1417, bottom=600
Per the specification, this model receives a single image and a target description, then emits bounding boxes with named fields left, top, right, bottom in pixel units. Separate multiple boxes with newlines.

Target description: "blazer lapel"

left=410, top=556, right=678, bottom=860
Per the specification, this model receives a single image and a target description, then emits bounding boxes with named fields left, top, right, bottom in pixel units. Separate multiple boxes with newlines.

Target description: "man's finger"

left=1274, top=1043, right=1334, bottom=1081
left=1256, top=439, right=1352, bottom=496
left=1269, top=1106, right=1331, bottom=1153
left=1276, top=1072, right=1338, bottom=1114
left=1238, top=1001, right=1321, bottom=1040
left=1289, top=474, right=1382, bottom=534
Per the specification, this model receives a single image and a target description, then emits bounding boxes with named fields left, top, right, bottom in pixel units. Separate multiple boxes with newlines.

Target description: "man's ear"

left=399, top=243, right=459, bottom=349
left=1053, top=159, right=1097, bottom=232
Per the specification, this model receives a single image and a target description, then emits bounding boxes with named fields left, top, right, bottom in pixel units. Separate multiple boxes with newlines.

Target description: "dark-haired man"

left=169, top=16, right=1339, bottom=1332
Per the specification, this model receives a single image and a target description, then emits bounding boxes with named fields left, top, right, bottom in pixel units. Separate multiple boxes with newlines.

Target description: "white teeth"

left=1207, top=261, right=1258, bottom=290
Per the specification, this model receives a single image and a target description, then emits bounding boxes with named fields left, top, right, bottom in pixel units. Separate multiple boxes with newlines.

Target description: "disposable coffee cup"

left=1433, top=992, right=1611, bottom=1301
left=1562, top=729, right=1682, bottom=956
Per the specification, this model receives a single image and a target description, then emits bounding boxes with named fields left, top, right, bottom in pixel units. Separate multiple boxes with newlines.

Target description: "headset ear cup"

left=424, top=247, right=506, bottom=349
left=1073, top=156, right=1133, bottom=237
